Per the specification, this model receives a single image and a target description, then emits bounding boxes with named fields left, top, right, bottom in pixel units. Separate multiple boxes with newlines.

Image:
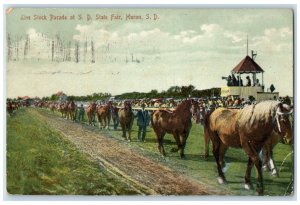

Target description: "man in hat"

left=136, top=103, right=150, bottom=142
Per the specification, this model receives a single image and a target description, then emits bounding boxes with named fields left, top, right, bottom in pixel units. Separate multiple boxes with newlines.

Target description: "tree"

left=50, top=94, right=59, bottom=101
left=181, top=85, right=195, bottom=97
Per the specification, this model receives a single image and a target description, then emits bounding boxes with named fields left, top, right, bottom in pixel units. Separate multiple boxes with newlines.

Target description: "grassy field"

left=6, top=108, right=140, bottom=195
left=6, top=108, right=294, bottom=196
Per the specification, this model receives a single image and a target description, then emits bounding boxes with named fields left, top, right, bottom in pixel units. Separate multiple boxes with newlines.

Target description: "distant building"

left=56, top=91, right=68, bottom=102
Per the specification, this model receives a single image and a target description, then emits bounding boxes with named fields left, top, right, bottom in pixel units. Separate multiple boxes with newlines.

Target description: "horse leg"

left=107, top=116, right=111, bottom=130
left=262, top=145, right=278, bottom=177
left=243, top=140, right=264, bottom=195
left=204, top=126, right=211, bottom=159
left=268, top=152, right=278, bottom=177
left=121, top=124, right=126, bottom=139
left=101, top=118, right=105, bottom=129
left=252, top=156, right=263, bottom=195
left=87, top=114, right=91, bottom=125
left=97, top=115, right=101, bottom=129
left=172, top=133, right=181, bottom=153
left=157, top=132, right=166, bottom=157
left=244, top=157, right=254, bottom=190
left=219, top=143, right=228, bottom=173
left=105, top=118, right=109, bottom=130
left=127, top=125, right=131, bottom=142
left=92, top=113, right=95, bottom=126
left=211, top=135, right=226, bottom=184
left=179, top=132, right=189, bottom=159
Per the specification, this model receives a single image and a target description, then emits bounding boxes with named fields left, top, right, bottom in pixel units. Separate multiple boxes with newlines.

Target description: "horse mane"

left=174, top=99, right=191, bottom=112
left=238, top=100, right=281, bottom=128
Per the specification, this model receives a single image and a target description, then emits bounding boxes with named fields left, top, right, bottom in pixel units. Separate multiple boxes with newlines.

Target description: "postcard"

left=5, top=7, right=294, bottom=197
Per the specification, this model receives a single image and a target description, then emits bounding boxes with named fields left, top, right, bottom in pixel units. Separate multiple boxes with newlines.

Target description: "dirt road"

left=34, top=109, right=226, bottom=195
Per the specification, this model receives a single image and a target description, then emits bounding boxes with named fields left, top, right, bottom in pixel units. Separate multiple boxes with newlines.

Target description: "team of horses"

left=8, top=97, right=293, bottom=195
left=58, top=101, right=76, bottom=121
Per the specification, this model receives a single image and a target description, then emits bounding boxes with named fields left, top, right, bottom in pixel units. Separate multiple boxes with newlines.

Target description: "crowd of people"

left=226, top=74, right=261, bottom=87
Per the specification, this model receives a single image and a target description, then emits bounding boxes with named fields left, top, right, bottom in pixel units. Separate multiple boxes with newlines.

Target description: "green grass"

left=6, top=108, right=140, bottom=195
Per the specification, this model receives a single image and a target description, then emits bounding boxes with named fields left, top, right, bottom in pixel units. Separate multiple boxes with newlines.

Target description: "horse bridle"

left=275, top=106, right=293, bottom=133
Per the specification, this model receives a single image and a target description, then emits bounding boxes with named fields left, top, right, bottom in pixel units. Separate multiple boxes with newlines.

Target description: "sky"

left=6, top=8, right=294, bottom=98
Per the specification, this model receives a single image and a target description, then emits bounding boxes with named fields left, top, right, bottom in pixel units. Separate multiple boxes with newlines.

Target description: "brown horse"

left=67, top=101, right=76, bottom=121
left=96, top=103, right=112, bottom=130
left=87, top=102, right=97, bottom=126
left=118, top=101, right=134, bottom=141
left=49, top=103, right=56, bottom=112
left=59, top=102, right=68, bottom=118
left=204, top=101, right=293, bottom=195
left=151, top=99, right=200, bottom=158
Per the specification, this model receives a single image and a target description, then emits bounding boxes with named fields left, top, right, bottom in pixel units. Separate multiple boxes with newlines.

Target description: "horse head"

left=124, top=101, right=132, bottom=111
left=274, top=103, right=293, bottom=144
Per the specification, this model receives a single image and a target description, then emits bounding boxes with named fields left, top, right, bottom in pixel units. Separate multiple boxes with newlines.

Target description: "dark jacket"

left=137, top=110, right=150, bottom=127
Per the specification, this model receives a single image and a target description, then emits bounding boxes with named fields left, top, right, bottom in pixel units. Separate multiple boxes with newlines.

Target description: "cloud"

left=20, top=24, right=293, bottom=64
left=251, top=27, right=293, bottom=52
left=73, top=23, right=121, bottom=48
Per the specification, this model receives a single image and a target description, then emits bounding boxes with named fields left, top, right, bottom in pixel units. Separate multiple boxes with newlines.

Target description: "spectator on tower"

left=246, top=76, right=251, bottom=86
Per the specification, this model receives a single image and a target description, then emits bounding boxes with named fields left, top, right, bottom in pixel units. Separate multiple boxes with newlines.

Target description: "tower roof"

left=231, top=55, right=264, bottom=74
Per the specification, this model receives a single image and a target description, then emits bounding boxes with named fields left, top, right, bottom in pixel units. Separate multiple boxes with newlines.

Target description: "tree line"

left=115, top=85, right=221, bottom=100
left=38, top=85, right=220, bottom=102
left=42, top=92, right=112, bottom=102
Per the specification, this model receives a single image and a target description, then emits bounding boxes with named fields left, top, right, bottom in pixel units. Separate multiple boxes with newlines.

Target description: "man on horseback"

left=136, top=103, right=150, bottom=142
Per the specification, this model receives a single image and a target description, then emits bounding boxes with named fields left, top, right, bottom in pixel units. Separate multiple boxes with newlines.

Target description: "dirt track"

left=34, top=109, right=225, bottom=195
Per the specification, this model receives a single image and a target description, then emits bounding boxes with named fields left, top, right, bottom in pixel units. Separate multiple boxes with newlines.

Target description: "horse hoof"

left=271, top=170, right=278, bottom=177
left=256, top=188, right=264, bottom=196
left=222, top=163, right=230, bottom=173
left=244, top=184, right=251, bottom=190
left=262, top=165, right=269, bottom=172
left=217, top=177, right=225, bottom=185
left=180, top=154, right=186, bottom=159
